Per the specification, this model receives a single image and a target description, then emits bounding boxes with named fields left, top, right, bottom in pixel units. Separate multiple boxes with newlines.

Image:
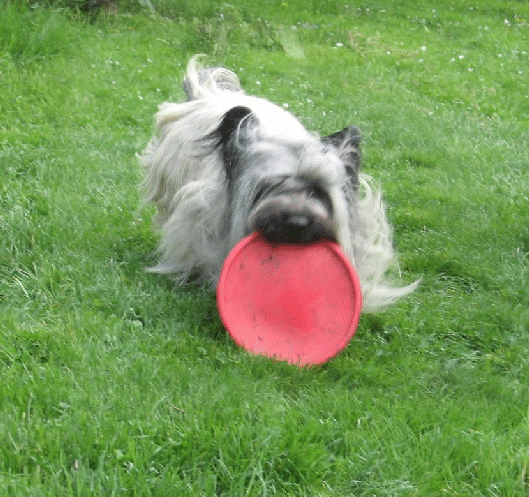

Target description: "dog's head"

left=210, top=105, right=362, bottom=245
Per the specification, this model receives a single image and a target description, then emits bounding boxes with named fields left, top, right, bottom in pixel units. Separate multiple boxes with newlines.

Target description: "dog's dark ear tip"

left=321, top=126, right=362, bottom=149
left=218, top=106, right=253, bottom=144
left=225, top=105, right=252, bottom=120
left=347, top=125, right=362, bottom=141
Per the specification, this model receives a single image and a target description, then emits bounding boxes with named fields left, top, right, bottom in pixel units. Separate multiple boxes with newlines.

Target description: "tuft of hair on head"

left=183, top=55, right=244, bottom=101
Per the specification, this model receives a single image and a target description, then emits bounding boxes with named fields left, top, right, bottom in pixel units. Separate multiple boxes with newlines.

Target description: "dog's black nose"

left=285, top=214, right=311, bottom=228
left=255, top=210, right=336, bottom=244
left=279, top=213, right=315, bottom=242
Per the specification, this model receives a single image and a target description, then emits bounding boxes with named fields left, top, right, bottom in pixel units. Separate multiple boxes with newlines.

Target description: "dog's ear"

left=215, top=106, right=255, bottom=182
left=218, top=106, right=253, bottom=146
left=322, top=126, right=362, bottom=187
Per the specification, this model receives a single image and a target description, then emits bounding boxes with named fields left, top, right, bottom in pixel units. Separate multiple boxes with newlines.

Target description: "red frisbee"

left=217, top=233, right=363, bottom=366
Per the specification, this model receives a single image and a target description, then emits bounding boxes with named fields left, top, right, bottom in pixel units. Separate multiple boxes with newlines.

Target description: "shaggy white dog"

left=141, top=57, right=418, bottom=311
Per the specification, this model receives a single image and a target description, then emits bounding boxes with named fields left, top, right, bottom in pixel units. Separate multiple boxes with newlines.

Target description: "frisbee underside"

left=217, top=234, right=362, bottom=366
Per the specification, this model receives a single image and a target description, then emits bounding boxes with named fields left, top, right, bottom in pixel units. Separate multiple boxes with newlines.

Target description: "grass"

left=1, top=0, right=529, bottom=495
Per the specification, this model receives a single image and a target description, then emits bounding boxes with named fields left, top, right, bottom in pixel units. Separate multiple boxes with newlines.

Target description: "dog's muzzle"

left=248, top=176, right=337, bottom=244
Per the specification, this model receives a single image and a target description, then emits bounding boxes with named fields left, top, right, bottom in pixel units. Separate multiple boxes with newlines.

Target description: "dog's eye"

left=307, top=184, right=326, bottom=199
left=306, top=183, right=334, bottom=214
left=252, top=176, right=289, bottom=206
left=252, top=185, right=269, bottom=206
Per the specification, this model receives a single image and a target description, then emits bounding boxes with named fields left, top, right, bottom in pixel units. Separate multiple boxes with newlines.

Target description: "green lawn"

left=1, top=0, right=529, bottom=495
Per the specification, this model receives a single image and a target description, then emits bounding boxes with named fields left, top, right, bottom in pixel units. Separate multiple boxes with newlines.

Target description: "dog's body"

left=141, top=57, right=417, bottom=311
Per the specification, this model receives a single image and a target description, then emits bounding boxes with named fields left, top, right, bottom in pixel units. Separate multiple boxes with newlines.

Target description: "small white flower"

left=256, top=81, right=261, bottom=85
left=459, top=54, right=465, bottom=59
left=336, top=42, right=344, bottom=47
left=504, top=19, right=511, bottom=26
left=421, top=46, right=427, bottom=51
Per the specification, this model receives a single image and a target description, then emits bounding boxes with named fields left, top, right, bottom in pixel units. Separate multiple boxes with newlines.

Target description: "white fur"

left=141, top=56, right=418, bottom=311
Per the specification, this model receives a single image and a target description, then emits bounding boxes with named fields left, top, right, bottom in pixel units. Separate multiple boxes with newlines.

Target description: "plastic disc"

left=217, top=233, right=363, bottom=366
